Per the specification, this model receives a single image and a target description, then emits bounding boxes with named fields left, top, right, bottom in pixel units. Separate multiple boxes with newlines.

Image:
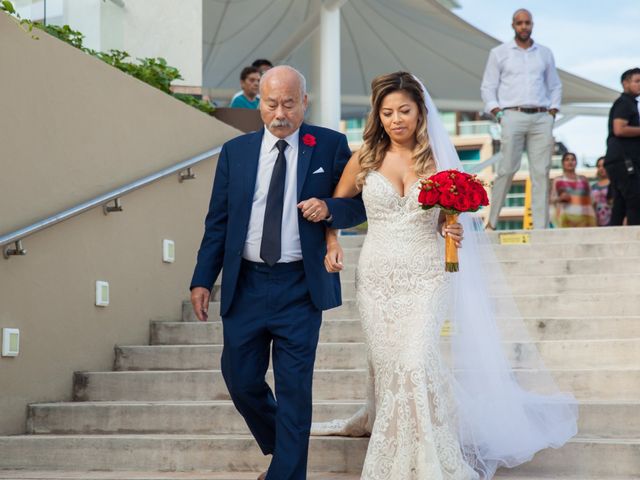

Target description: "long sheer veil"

left=417, top=77, right=578, bottom=478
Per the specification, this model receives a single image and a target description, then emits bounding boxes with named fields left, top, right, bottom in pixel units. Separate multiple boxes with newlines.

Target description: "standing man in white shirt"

left=481, top=9, right=562, bottom=229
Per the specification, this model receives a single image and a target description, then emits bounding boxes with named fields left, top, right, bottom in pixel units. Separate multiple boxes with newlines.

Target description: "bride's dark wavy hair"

left=356, top=71, right=436, bottom=188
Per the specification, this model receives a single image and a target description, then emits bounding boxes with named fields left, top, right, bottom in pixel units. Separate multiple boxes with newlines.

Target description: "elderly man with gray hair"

left=481, top=8, right=562, bottom=229
left=190, top=65, right=366, bottom=480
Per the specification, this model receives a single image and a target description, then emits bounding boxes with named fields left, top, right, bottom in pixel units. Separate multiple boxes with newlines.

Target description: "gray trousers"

left=488, top=110, right=555, bottom=229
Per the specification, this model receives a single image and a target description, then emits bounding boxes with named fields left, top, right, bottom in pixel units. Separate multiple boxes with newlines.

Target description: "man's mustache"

left=269, top=119, right=293, bottom=129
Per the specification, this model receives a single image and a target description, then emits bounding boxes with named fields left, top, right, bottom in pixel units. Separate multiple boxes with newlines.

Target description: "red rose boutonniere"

left=302, top=134, right=317, bottom=147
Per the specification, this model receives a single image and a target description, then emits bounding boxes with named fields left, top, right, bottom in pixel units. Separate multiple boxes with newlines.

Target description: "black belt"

left=504, top=106, right=548, bottom=114
left=241, top=258, right=304, bottom=273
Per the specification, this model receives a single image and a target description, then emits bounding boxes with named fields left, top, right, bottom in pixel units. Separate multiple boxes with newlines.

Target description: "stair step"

left=151, top=319, right=364, bottom=345
left=72, top=368, right=640, bottom=402
left=336, top=256, right=640, bottom=279
left=0, top=472, right=358, bottom=480
left=339, top=243, right=640, bottom=264
left=152, top=316, right=640, bottom=345
left=0, top=473, right=634, bottom=480
left=208, top=273, right=640, bottom=300
left=27, top=400, right=640, bottom=439
left=114, top=339, right=640, bottom=371
left=336, top=226, right=640, bottom=248
left=183, top=294, right=640, bottom=322
left=0, top=472, right=361, bottom=480
left=0, top=435, right=638, bottom=477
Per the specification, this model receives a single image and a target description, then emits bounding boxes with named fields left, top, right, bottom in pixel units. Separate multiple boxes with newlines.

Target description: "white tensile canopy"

left=202, top=0, right=617, bottom=127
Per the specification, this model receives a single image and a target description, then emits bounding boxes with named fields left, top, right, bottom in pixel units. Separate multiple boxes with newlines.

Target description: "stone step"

left=27, top=400, right=640, bottom=439
left=335, top=256, right=640, bottom=279
left=183, top=293, right=640, bottom=322
left=0, top=472, right=359, bottom=480
left=490, top=241, right=640, bottom=261
left=486, top=225, right=640, bottom=245
left=0, top=435, right=638, bottom=477
left=0, top=474, right=633, bottom=480
left=209, top=272, right=640, bottom=302
left=336, top=226, right=640, bottom=248
left=72, top=368, right=640, bottom=402
left=152, top=316, right=640, bottom=345
left=0, top=472, right=360, bottom=480
left=338, top=241, right=640, bottom=262
left=151, top=320, right=364, bottom=345
left=114, top=339, right=640, bottom=371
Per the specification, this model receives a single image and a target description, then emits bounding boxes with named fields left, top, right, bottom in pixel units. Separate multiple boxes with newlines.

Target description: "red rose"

left=419, top=187, right=440, bottom=206
left=437, top=177, right=454, bottom=192
left=468, top=189, right=483, bottom=210
left=454, top=195, right=471, bottom=212
left=439, top=192, right=457, bottom=209
left=302, top=134, right=316, bottom=147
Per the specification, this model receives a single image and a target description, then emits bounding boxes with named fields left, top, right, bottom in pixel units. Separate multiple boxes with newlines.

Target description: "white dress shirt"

left=243, top=127, right=302, bottom=263
left=481, top=40, right=562, bottom=113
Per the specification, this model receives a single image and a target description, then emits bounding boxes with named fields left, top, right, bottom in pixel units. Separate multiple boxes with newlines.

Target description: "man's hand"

left=549, top=108, right=558, bottom=118
left=190, top=287, right=211, bottom=322
left=298, top=198, right=330, bottom=223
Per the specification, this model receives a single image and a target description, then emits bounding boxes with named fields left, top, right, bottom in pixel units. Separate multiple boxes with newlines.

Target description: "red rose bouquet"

left=418, top=169, right=489, bottom=271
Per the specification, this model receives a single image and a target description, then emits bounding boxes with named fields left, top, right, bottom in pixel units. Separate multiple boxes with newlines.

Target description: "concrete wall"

left=0, top=12, right=239, bottom=435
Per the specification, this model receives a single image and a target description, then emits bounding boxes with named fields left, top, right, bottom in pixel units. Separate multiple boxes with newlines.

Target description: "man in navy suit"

left=190, top=65, right=365, bottom=480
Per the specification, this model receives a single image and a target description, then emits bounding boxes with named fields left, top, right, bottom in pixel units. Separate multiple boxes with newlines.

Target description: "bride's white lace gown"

left=314, top=171, right=479, bottom=479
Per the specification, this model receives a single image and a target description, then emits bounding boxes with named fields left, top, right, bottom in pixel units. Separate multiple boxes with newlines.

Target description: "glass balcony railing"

left=458, top=120, right=493, bottom=136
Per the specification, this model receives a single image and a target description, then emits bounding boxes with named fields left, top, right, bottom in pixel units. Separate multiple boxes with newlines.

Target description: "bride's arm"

left=324, top=151, right=362, bottom=272
left=324, top=228, right=344, bottom=272
left=332, top=150, right=362, bottom=198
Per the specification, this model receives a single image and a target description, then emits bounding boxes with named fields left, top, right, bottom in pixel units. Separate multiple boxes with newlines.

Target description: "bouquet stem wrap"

left=445, top=213, right=459, bottom=272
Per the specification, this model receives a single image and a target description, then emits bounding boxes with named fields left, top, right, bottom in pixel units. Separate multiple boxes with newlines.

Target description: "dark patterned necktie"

left=260, top=139, right=288, bottom=266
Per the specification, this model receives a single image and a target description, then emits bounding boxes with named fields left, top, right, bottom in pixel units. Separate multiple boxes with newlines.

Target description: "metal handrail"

left=0, top=146, right=222, bottom=254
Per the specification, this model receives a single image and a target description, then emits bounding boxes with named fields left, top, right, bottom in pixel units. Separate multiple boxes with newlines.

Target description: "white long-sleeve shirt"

left=481, top=39, right=562, bottom=114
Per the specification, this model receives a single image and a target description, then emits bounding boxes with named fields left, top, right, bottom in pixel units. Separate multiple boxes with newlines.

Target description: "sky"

left=454, top=0, right=640, bottom=166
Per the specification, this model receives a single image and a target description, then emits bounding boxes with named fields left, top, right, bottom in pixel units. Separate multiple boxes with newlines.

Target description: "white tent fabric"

left=202, top=0, right=618, bottom=113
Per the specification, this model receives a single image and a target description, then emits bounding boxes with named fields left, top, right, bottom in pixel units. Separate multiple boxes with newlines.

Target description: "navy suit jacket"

left=191, top=123, right=366, bottom=316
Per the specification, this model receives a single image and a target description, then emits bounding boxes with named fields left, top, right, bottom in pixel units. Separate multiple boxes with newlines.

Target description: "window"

left=497, top=220, right=523, bottom=230
left=505, top=184, right=525, bottom=207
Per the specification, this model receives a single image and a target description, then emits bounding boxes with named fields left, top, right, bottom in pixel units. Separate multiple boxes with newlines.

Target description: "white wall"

left=102, top=0, right=202, bottom=86
left=15, top=0, right=203, bottom=87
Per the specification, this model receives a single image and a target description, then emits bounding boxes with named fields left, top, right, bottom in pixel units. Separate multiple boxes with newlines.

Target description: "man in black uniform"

left=605, top=68, right=640, bottom=225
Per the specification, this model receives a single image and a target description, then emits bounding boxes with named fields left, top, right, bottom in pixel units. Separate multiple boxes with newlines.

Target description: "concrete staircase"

left=2, top=227, right=640, bottom=479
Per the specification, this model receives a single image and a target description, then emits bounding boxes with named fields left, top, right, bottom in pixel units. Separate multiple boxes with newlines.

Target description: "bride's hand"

left=442, top=222, right=464, bottom=248
left=325, top=241, right=344, bottom=272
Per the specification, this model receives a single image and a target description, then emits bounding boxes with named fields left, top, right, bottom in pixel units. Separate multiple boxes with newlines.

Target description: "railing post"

left=103, top=198, right=123, bottom=215
left=3, top=240, right=27, bottom=259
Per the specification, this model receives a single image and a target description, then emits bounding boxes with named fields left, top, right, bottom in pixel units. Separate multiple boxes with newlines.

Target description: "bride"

left=307, top=72, right=578, bottom=479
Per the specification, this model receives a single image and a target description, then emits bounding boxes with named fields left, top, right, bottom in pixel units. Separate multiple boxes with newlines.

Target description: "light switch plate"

left=163, top=239, right=175, bottom=263
left=2, top=328, right=19, bottom=357
left=96, top=281, right=109, bottom=306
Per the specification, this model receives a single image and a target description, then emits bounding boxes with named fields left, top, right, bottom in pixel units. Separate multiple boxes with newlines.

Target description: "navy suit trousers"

left=221, top=260, right=321, bottom=480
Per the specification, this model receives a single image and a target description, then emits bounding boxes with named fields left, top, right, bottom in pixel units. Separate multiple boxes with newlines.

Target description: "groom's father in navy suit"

left=190, top=65, right=365, bottom=480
